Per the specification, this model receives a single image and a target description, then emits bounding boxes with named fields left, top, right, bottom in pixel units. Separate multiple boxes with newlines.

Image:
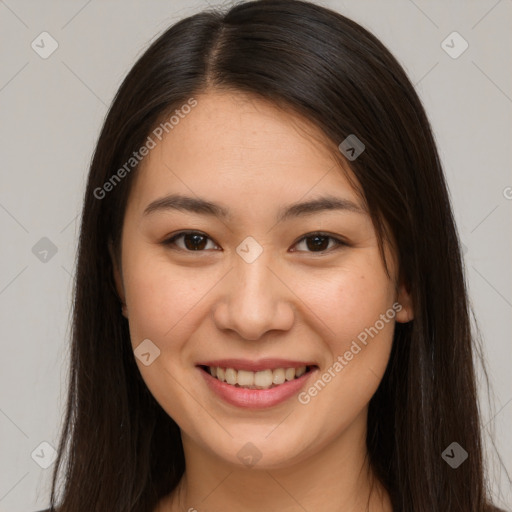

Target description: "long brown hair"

left=47, top=1, right=503, bottom=510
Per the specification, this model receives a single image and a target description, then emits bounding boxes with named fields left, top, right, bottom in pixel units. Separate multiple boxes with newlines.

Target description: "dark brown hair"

left=47, top=1, right=503, bottom=510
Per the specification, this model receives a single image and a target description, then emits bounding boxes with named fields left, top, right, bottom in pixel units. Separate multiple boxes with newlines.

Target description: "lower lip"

left=198, top=366, right=317, bottom=409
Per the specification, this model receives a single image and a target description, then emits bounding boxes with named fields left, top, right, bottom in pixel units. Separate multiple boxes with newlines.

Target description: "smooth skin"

left=110, top=89, right=413, bottom=512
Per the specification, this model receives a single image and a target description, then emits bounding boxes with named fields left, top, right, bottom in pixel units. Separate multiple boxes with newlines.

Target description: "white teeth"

left=237, top=370, right=254, bottom=386
left=285, top=368, right=296, bottom=381
left=225, top=368, right=237, bottom=385
left=272, top=368, right=286, bottom=385
left=295, top=366, right=306, bottom=377
left=254, top=369, right=273, bottom=388
left=207, top=365, right=311, bottom=389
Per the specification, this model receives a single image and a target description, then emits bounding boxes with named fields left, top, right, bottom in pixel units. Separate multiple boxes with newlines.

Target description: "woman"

left=39, top=0, right=505, bottom=510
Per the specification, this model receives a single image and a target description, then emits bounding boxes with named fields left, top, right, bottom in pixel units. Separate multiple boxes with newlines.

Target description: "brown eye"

left=162, top=232, right=218, bottom=251
left=293, top=233, right=346, bottom=253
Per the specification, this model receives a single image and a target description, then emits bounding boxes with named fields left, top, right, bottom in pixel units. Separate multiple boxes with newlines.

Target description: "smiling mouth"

left=198, top=365, right=318, bottom=390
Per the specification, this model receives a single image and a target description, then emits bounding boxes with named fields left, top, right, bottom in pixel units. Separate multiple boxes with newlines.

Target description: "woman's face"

left=111, top=90, right=413, bottom=469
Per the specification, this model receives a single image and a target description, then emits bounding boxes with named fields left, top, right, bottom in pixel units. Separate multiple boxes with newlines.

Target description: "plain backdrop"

left=0, top=1, right=511, bottom=510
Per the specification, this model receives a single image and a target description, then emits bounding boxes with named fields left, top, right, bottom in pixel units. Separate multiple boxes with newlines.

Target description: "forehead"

left=127, top=90, right=363, bottom=216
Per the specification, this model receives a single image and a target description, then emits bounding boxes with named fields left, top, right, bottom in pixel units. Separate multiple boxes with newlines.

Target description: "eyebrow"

left=143, top=193, right=367, bottom=223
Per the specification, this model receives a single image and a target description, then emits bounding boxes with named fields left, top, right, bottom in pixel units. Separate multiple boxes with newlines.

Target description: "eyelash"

left=161, top=230, right=347, bottom=254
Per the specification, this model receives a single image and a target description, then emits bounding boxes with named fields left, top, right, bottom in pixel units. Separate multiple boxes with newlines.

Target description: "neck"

left=163, top=409, right=392, bottom=512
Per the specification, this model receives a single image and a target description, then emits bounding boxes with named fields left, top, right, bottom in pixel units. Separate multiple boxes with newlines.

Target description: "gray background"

left=0, top=0, right=511, bottom=510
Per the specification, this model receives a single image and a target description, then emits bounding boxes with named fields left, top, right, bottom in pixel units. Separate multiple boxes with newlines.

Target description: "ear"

left=395, top=277, right=414, bottom=323
left=108, top=238, right=127, bottom=317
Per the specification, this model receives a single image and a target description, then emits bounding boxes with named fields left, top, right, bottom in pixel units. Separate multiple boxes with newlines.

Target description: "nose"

left=212, top=248, right=295, bottom=341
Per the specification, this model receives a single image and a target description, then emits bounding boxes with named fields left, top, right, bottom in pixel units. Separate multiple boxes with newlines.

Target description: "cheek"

left=121, top=252, right=213, bottom=429
left=294, top=275, right=395, bottom=431
left=298, top=258, right=395, bottom=346
left=122, top=250, right=223, bottom=349
left=295, top=254, right=396, bottom=405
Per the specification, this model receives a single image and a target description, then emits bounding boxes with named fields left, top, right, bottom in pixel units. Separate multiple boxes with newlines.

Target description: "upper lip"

left=196, top=359, right=318, bottom=372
